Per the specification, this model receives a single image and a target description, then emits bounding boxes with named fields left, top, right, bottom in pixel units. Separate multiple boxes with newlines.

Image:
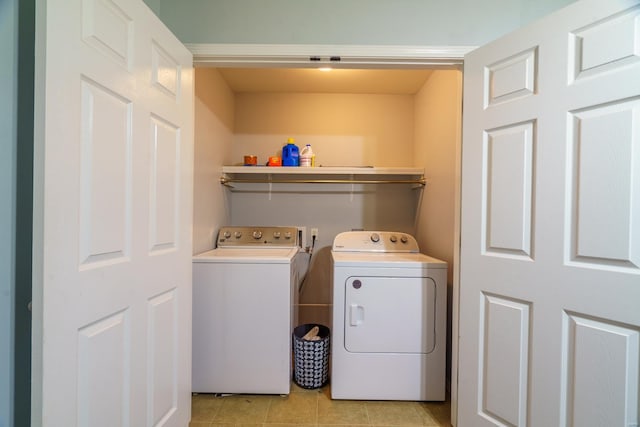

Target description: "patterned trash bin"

left=293, top=324, right=330, bottom=389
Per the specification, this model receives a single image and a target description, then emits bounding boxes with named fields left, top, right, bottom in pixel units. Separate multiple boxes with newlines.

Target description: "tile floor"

left=190, top=383, right=451, bottom=427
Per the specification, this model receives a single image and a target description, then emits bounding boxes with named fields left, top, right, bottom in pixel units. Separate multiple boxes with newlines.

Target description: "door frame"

left=189, top=43, right=472, bottom=69
left=187, top=43, right=472, bottom=426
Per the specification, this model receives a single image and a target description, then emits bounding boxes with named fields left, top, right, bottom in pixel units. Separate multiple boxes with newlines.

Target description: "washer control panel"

left=217, top=226, right=299, bottom=247
left=332, top=231, right=419, bottom=253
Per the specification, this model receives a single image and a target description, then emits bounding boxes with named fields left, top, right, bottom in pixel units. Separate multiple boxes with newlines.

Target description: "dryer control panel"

left=332, top=231, right=419, bottom=253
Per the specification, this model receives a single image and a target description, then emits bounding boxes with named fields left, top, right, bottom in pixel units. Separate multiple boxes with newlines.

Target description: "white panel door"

left=33, top=0, right=193, bottom=426
left=459, top=0, right=640, bottom=426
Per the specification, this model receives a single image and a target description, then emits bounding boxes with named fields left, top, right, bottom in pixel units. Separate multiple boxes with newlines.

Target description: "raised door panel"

left=77, top=311, right=130, bottom=427
left=149, top=115, right=180, bottom=254
left=561, top=313, right=639, bottom=426
left=484, top=48, right=537, bottom=108
left=147, top=290, right=178, bottom=427
left=79, top=79, right=132, bottom=268
left=569, top=5, right=640, bottom=82
left=151, top=42, right=181, bottom=100
left=81, top=0, right=133, bottom=69
left=479, top=294, right=530, bottom=427
left=483, top=121, right=535, bottom=259
left=567, top=98, right=640, bottom=271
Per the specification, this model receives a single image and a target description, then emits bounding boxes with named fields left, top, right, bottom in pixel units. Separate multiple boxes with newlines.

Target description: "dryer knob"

left=223, top=231, right=231, bottom=239
left=390, top=235, right=398, bottom=243
left=400, top=235, right=409, bottom=244
left=234, top=231, right=242, bottom=238
left=370, top=233, right=380, bottom=243
left=284, top=231, right=292, bottom=239
left=273, top=231, right=281, bottom=239
left=252, top=230, right=263, bottom=239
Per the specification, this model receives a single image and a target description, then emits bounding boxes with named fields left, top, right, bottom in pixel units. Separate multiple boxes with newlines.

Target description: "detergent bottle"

left=300, top=144, right=315, bottom=167
left=282, top=138, right=299, bottom=166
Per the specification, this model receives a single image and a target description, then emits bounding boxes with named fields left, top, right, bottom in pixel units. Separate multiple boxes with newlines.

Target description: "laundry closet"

left=192, top=66, right=461, bottom=374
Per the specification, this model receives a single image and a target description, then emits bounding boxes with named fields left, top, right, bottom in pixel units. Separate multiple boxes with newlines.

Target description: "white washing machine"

left=331, top=231, right=447, bottom=401
left=192, top=226, right=308, bottom=394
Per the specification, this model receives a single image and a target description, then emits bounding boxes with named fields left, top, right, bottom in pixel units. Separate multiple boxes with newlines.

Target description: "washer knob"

left=400, top=235, right=409, bottom=244
left=223, top=231, right=231, bottom=239
left=234, top=231, right=242, bottom=238
left=273, top=231, right=281, bottom=239
left=370, top=233, right=380, bottom=243
left=390, top=235, right=398, bottom=243
left=252, top=230, right=263, bottom=239
left=284, top=231, right=292, bottom=239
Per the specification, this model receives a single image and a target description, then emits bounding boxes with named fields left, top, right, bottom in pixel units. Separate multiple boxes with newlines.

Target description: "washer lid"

left=193, top=247, right=300, bottom=264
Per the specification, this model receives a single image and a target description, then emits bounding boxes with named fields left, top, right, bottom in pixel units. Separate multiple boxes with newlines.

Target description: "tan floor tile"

left=317, top=392, right=369, bottom=425
left=319, top=385, right=332, bottom=400
left=365, top=401, right=426, bottom=426
left=417, top=410, right=440, bottom=427
left=264, top=424, right=317, bottom=427
left=418, top=400, right=451, bottom=427
left=265, top=392, right=318, bottom=424
left=191, top=384, right=451, bottom=427
left=191, top=394, right=224, bottom=422
left=213, top=395, right=274, bottom=424
left=290, top=381, right=323, bottom=394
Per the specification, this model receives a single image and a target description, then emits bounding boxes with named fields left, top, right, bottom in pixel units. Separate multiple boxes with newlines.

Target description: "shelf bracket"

left=220, top=175, right=234, bottom=188
left=350, top=174, right=355, bottom=202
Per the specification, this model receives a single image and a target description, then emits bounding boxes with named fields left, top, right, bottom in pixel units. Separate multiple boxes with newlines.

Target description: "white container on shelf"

left=300, top=144, right=315, bottom=167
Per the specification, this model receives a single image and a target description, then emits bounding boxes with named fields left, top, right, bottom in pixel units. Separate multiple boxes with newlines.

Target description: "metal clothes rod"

left=220, top=176, right=426, bottom=187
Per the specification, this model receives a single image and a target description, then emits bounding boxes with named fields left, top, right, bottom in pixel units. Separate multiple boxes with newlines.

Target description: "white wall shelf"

left=220, top=166, right=426, bottom=187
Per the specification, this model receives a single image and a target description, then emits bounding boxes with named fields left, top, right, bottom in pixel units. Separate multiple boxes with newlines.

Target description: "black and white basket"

left=293, top=324, right=330, bottom=389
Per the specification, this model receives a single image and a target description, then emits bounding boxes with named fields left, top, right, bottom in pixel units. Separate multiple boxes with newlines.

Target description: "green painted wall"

left=1, top=0, right=34, bottom=425
left=143, top=0, right=162, bottom=17
left=148, top=0, right=576, bottom=46
left=0, top=0, right=19, bottom=424
left=15, top=0, right=35, bottom=425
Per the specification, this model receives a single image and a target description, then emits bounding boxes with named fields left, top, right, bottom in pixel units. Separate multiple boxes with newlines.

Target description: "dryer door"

left=344, top=276, right=436, bottom=354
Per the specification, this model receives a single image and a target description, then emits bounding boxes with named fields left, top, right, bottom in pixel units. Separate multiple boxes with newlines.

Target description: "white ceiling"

left=217, top=68, right=434, bottom=95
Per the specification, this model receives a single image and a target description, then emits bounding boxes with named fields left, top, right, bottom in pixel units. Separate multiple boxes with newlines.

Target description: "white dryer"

left=192, top=226, right=308, bottom=395
left=331, top=231, right=447, bottom=401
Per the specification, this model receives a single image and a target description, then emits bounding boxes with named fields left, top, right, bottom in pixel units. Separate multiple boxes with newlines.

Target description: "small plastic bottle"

left=300, top=144, right=315, bottom=167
